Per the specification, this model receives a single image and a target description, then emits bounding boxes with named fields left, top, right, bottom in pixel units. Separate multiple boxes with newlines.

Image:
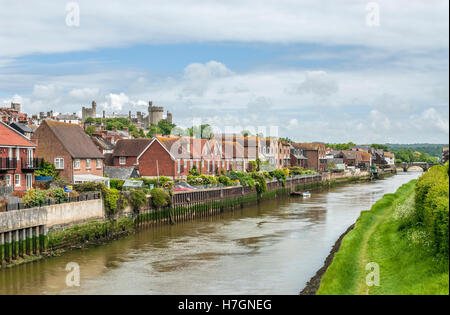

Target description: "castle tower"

left=82, top=100, right=97, bottom=121
left=148, top=101, right=164, bottom=126
left=166, top=111, right=173, bottom=124
left=11, top=102, right=21, bottom=112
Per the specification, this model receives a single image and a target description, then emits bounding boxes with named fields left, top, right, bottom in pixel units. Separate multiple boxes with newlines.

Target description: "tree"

left=147, top=124, right=159, bottom=138
left=157, top=120, right=176, bottom=136
left=35, top=161, right=60, bottom=179
left=85, top=125, right=96, bottom=136
left=371, top=144, right=389, bottom=151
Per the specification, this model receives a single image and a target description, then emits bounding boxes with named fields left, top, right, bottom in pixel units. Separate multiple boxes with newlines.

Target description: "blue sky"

left=0, top=0, right=448, bottom=143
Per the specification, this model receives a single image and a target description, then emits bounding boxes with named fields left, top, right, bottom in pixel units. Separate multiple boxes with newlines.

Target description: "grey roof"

left=10, top=122, right=34, bottom=133
left=104, top=166, right=139, bottom=180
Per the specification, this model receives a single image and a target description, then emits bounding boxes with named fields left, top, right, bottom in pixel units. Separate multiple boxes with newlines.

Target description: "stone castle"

left=82, top=100, right=172, bottom=128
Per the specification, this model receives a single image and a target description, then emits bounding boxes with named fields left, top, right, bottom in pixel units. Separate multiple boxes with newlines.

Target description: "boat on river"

left=291, top=191, right=311, bottom=197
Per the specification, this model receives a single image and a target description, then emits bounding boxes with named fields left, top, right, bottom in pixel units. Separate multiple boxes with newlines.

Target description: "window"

left=15, top=174, right=20, bottom=187
left=6, top=174, right=11, bottom=187
left=97, top=159, right=102, bottom=169
left=177, top=160, right=181, bottom=174
left=119, top=157, right=126, bottom=165
left=27, top=148, right=33, bottom=166
left=74, top=159, right=80, bottom=169
left=86, top=159, right=91, bottom=169
left=16, top=148, right=20, bottom=161
left=26, top=174, right=33, bottom=190
left=55, top=158, right=64, bottom=169
left=8, top=148, right=12, bottom=160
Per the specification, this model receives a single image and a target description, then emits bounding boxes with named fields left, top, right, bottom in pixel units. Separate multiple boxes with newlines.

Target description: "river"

left=0, top=172, right=421, bottom=295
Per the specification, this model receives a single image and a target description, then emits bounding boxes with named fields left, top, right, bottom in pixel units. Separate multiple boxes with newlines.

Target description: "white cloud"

left=68, top=87, right=100, bottom=100
left=102, top=92, right=130, bottom=111
left=297, top=71, right=339, bottom=97
left=0, top=1, right=447, bottom=59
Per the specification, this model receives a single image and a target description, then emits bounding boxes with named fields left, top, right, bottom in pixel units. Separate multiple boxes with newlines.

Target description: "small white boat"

left=302, top=191, right=311, bottom=198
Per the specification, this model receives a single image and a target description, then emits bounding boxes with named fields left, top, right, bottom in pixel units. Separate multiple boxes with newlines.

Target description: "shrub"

left=189, top=165, right=200, bottom=176
left=218, top=175, right=234, bottom=186
left=22, top=188, right=47, bottom=207
left=150, top=188, right=170, bottom=208
left=415, top=165, right=449, bottom=257
left=105, top=188, right=120, bottom=213
left=110, top=179, right=125, bottom=190
left=129, top=189, right=147, bottom=211
left=252, top=173, right=267, bottom=194
left=47, top=188, right=67, bottom=203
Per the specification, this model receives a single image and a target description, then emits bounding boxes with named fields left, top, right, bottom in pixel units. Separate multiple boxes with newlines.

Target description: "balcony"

left=0, top=158, right=17, bottom=170
left=21, top=158, right=44, bottom=170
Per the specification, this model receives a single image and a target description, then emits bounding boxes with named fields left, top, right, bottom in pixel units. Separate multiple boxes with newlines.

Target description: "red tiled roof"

left=0, top=121, right=35, bottom=147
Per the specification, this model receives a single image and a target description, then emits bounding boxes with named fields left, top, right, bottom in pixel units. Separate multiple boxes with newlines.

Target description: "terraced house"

left=0, top=121, right=39, bottom=191
left=32, top=120, right=105, bottom=184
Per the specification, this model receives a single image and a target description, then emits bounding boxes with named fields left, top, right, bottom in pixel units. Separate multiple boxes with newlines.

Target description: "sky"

left=0, top=0, right=448, bottom=144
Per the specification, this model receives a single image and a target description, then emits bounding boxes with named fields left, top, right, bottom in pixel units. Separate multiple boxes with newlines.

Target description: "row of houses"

left=1, top=118, right=396, bottom=192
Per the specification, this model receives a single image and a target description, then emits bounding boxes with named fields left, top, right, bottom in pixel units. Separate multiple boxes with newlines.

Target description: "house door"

left=26, top=174, right=33, bottom=190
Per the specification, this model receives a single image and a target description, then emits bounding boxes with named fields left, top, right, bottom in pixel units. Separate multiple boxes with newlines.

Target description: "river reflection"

left=0, top=173, right=421, bottom=295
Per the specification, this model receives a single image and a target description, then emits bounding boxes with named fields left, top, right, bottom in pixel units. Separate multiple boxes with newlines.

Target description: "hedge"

left=415, top=163, right=449, bottom=257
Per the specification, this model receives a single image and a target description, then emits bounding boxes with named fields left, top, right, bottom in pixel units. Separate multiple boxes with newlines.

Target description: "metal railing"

left=0, top=158, right=17, bottom=170
left=3, top=192, right=102, bottom=212
left=20, top=158, right=44, bottom=170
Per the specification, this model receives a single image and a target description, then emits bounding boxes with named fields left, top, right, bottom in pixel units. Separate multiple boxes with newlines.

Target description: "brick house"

left=0, top=121, right=39, bottom=191
left=32, top=120, right=105, bottom=183
left=290, top=144, right=307, bottom=168
left=112, top=139, right=152, bottom=167
left=294, top=143, right=327, bottom=171
left=278, top=141, right=291, bottom=168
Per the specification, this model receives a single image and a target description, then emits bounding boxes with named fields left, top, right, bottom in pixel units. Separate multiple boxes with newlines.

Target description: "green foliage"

left=157, top=119, right=176, bottom=136
left=395, top=148, right=439, bottom=163
left=22, top=188, right=47, bottom=207
left=270, top=169, right=287, bottom=186
left=85, top=125, right=96, bottom=136
left=318, top=181, right=449, bottom=295
left=371, top=144, right=389, bottom=151
left=415, top=165, right=449, bottom=257
left=110, top=179, right=125, bottom=191
left=73, top=182, right=117, bottom=214
left=136, top=177, right=174, bottom=188
left=35, top=161, right=59, bottom=179
left=129, top=189, right=147, bottom=210
left=327, top=142, right=356, bottom=151
left=218, top=175, right=235, bottom=186
left=289, top=167, right=317, bottom=175
left=150, top=188, right=170, bottom=208
left=22, top=188, right=68, bottom=207
left=189, top=164, right=200, bottom=176
left=105, top=188, right=120, bottom=213
left=251, top=173, right=267, bottom=194
left=248, top=161, right=257, bottom=172
left=387, top=143, right=448, bottom=159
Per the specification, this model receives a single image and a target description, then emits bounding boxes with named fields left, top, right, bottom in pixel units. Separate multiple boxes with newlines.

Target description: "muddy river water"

left=0, top=172, right=420, bottom=295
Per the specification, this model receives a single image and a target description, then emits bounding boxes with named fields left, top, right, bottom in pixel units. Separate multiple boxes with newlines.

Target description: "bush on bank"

left=415, top=163, right=449, bottom=257
left=22, top=188, right=68, bottom=207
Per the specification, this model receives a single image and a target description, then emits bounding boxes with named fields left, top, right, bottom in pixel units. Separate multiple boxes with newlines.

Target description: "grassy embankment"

left=318, top=165, right=449, bottom=295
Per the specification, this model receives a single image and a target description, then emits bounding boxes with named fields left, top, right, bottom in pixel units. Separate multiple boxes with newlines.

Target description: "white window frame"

left=86, top=159, right=91, bottom=169
left=26, top=174, right=33, bottom=190
left=15, top=174, right=21, bottom=187
left=16, top=148, right=20, bottom=161
left=27, top=148, right=33, bottom=167
left=177, top=160, right=181, bottom=174
left=96, top=159, right=102, bottom=169
left=6, top=174, right=11, bottom=187
left=55, top=158, right=64, bottom=170
left=119, top=156, right=126, bottom=165
left=8, top=148, right=12, bottom=160
left=74, top=159, right=80, bottom=169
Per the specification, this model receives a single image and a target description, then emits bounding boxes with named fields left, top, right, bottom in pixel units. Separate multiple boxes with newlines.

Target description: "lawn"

left=317, top=180, right=449, bottom=295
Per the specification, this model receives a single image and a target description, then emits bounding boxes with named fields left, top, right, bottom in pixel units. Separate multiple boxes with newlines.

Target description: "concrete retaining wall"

left=0, top=199, right=104, bottom=234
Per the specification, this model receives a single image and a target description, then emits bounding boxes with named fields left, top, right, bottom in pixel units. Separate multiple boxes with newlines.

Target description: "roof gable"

left=0, top=121, right=36, bottom=147
left=42, top=120, right=103, bottom=159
